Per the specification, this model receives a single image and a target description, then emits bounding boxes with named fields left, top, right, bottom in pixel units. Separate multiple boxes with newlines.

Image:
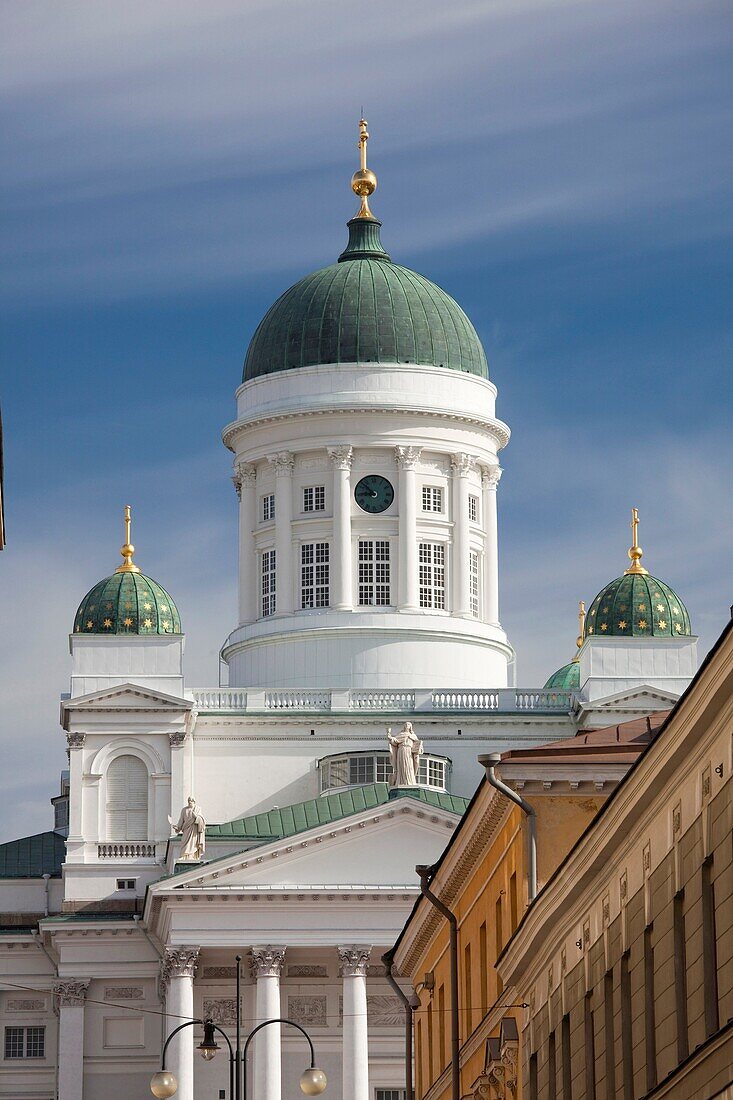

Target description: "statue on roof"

left=387, top=722, right=424, bottom=787
left=169, top=796, right=206, bottom=861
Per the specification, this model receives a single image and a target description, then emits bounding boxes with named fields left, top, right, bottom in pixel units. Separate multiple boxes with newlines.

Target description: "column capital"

left=394, top=445, right=422, bottom=470
left=232, top=461, right=257, bottom=498
left=266, top=451, right=295, bottom=477
left=53, top=979, right=89, bottom=1009
left=66, top=732, right=85, bottom=749
left=250, top=945, right=286, bottom=978
left=338, top=944, right=372, bottom=977
left=161, top=947, right=200, bottom=990
left=481, top=464, right=502, bottom=490
left=327, top=445, right=354, bottom=471
left=451, top=452, right=477, bottom=477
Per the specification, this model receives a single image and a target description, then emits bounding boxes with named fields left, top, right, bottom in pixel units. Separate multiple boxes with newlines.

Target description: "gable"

left=62, top=682, right=192, bottom=712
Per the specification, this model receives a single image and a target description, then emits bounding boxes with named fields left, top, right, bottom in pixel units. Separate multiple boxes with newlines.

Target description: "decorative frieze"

left=203, top=999, right=237, bottom=1026
left=250, top=945, right=286, bottom=978
left=53, top=980, right=89, bottom=1008
left=327, top=445, right=354, bottom=471
left=288, top=995, right=327, bottom=1027
left=266, top=451, right=295, bottom=478
left=105, top=987, right=143, bottom=1001
left=337, top=945, right=371, bottom=978
left=203, top=966, right=238, bottom=979
left=7, top=998, right=46, bottom=1012
left=288, top=965, right=328, bottom=978
left=337, top=993, right=403, bottom=1026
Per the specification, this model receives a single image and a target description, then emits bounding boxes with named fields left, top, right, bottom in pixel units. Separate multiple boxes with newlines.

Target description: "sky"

left=1, top=0, right=731, bottom=842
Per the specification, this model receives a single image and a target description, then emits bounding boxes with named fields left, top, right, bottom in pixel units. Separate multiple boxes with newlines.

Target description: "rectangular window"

left=468, top=494, right=479, bottom=523
left=561, top=1013, right=572, bottom=1099
left=4, top=1027, right=45, bottom=1059
left=509, top=871, right=518, bottom=931
left=116, top=878, right=136, bottom=890
left=262, top=493, right=275, bottom=522
left=418, top=757, right=447, bottom=790
left=301, top=542, right=330, bottom=608
left=419, top=542, right=446, bottom=609
left=495, top=895, right=504, bottom=995
left=469, top=550, right=480, bottom=618
left=464, top=943, right=473, bottom=1037
left=349, top=756, right=375, bottom=785
left=261, top=549, right=276, bottom=617
left=585, top=993, right=596, bottom=1100
left=479, top=922, right=488, bottom=1011
left=421, top=485, right=443, bottom=513
left=358, top=540, right=391, bottom=606
left=303, top=485, right=325, bottom=512
left=673, top=891, right=689, bottom=1062
left=644, top=925, right=657, bottom=1092
left=427, top=1001, right=434, bottom=1084
left=620, top=951, right=633, bottom=1100
left=376, top=1092, right=406, bottom=1100
left=438, top=984, right=446, bottom=1070
left=702, top=857, right=719, bottom=1037
left=604, top=971, right=616, bottom=1099
left=548, top=1029, right=557, bottom=1100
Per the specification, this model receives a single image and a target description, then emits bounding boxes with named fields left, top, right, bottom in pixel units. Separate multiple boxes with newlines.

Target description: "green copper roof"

left=585, top=573, right=691, bottom=639
left=243, top=218, right=488, bottom=382
left=74, top=570, right=181, bottom=635
left=0, top=831, right=65, bottom=878
left=207, top=783, right=469, bottom=841
left=544, top=660, right=581, bottom=691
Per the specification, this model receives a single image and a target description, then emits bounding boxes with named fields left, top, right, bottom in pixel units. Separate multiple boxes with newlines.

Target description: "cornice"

left=222, top=406, right=511, bottom=453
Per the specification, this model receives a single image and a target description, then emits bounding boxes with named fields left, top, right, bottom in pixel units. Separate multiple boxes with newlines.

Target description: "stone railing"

left=192, top=688, right=572, bottom=714
left=97, top=843, right=156, bottom=859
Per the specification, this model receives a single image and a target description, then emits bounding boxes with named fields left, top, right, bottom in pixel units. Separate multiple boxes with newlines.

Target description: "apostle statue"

left=169, top=796, right=206, bottom=861
left=387, top=722, right=424, bottom=787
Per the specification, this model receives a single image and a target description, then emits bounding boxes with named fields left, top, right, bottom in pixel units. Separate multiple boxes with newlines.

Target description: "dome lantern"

left=544, top=600, right=585, bottom=691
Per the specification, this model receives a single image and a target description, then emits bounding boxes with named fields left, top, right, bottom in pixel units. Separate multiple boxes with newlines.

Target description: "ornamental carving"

left=54, top=980, right=89, bottom=1008
left=480, top=464, right=502, bottom=490
left=203, top=998, right=237, bottom=1026
left=250, top=946, right=286, bottom=978
left=7, top=998, right=45, bottom=1011
left=288, top=965, right=327, bottom=978
left=288, top=995, right=327, bottom=1028
left=327, top=445, right=354, bottom=471
left=169, top=731, right=186, bottom=747
left=160, top=947, right=200, bottom=990
left=232, top=461, right=256, bottom=498
left=338, top=945, right=371, bottom=977
left=365, top=994, right=403, bottom=1027
left=450, top=452, right=477, bottom=477
left=204, top=967, right=238, bottom=979
left=394, top=445, right=422, bottom=470
left=266, top=451, right=295, bottom=478
left=66, top=732, right=86, bottom=749
left=105, top=987, right=143, bottom=1000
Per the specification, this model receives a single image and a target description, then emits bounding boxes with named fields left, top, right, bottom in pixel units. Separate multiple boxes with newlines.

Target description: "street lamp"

left=150, top=955, right=327, bottom=1099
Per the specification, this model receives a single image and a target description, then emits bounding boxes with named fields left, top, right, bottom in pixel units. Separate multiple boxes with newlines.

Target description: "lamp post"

left=150, top=955, right=327, bottom=1100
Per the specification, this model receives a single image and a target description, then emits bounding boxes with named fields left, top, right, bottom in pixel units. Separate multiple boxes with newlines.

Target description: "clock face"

left=354, top=474, right=394, bottom=514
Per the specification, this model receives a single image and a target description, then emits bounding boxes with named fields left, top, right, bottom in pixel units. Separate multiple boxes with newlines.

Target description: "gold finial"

left=573, top=600, right=586, bottom=659
left=115, top=504, right=141, bottom=573
left=351, top=117, right=377, bottom=219
left=624, top=506, right=649, bottom=575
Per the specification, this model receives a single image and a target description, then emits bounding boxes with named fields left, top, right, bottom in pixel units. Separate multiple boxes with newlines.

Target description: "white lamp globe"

left=150, top=1070, right=178, bottom=1098
left=299, top=1066, right=327, bottom=1095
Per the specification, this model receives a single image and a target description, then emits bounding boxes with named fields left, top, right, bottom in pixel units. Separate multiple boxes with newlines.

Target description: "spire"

left=115, top=504, right=141, bottom=574
left=624, top=506, right=649, bottom=575
left=351, top=117, right=377, bottom=220
left=573, top=600, right=586, bottom=660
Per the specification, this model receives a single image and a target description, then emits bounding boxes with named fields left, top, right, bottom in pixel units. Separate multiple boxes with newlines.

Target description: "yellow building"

left=498, top=617, right=733, bottom=1100
left=390, top=712, right=662, bottom=1098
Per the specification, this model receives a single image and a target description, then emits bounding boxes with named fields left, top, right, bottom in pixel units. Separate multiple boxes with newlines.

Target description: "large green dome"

left=74, top=571, right=181, bottom=636
left=243, top=218, right=488, bottom=382
left=544, top=660, right=581, bottom=691
left=585, top=573, right=691, bottom=639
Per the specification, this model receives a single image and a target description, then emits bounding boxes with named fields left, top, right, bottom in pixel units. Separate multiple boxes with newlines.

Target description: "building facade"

left=0, top=124, right=703, bottom=1100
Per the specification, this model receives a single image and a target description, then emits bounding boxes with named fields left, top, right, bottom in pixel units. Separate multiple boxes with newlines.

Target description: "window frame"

left=261, top=548, right=276, bottom=617
left=418, top=541, right=446, bottom=610
left=320, top=751, right=449, bottom=794
left=468, top=494, right=479, bottom=523
left=261, top=493, right=275, bottom=523
left=358, top=539, right=392, bottom=607
left=302, top=485, right=326, bottom=513
left=300, top=541, right=330, bottom=609
left=4, top=1026, right=45, bottom=1060
left=469, top=549, right=481, bottom=618
left=421, top=485, right=444, bottom=513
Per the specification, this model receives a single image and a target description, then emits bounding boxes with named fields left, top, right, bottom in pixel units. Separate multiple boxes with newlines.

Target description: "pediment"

left=62, top=683, right=193, bottom=711
left=589, top=685, right=679, bottom=709
left=153, top=800, right=460, bottom=894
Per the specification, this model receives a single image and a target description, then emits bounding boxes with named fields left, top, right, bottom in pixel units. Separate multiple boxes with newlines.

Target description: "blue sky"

left=1, top=0, right=731, bottom=841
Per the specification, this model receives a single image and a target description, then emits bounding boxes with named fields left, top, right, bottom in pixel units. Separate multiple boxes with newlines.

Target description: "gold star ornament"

left=123, top=617, right=133, bottom=627
left=103, top=618, right=112, bottom=628
left=618, top=620, right=627, bottom=630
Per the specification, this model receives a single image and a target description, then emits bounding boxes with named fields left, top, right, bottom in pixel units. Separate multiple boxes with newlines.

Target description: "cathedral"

left=0, top=123, right=698, bottom=1100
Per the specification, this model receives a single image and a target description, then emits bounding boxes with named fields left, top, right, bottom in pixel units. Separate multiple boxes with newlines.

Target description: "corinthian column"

left=251, top=945, right=286, bottom=1100
left=481, top=465, right=502, bottom=625
left=339, top=945, right=371, bottom=1100
left=395, top=447, right=422, bottom=611
left=233, top=461, right=257, bottom=624
left=55, top=979, right=89, bottom=1100
left=451, top=453, right=476, bottom=617
left=327, top=445, right=354, bottom=610
left=266, top=452, right=295, bottom=615
left=161, top=947, right=199, bottom=1100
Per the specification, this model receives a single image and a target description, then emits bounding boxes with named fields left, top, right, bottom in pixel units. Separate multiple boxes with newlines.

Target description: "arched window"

left=106, top=755, right=148, bottom=841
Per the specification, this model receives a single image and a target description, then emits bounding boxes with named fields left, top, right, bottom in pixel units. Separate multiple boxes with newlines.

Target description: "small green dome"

left=243, top=218, right=488, bottom=382
left=74, top=571, right=181, bottom=635
left=585, top=573, right=691, bottom=639
left=544, top=660, right=581, bottom=691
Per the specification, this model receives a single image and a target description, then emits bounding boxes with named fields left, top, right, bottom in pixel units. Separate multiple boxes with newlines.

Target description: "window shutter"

left=107, top=756, right=148, bottom=841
